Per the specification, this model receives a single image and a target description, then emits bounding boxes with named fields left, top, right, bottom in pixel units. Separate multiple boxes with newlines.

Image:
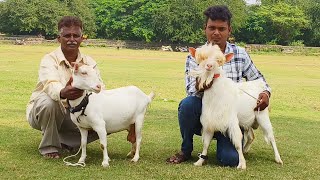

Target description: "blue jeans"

left=178, top=96, right=239, bottom=167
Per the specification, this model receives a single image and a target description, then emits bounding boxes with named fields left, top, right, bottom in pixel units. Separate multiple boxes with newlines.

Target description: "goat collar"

left=67, top=92, right=92, bottom=116
left=213, top=74, right=220, bottom=79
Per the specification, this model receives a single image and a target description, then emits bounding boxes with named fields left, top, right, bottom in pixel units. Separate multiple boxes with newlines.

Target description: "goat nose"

left=207, top=64, right=212, bottom=68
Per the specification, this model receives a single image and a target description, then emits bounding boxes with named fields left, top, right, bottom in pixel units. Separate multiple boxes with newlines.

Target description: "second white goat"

left=189, top=44, right=283, bottom=169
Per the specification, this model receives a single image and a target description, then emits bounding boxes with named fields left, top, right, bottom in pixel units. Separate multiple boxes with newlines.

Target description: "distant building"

left=245, top=0, right=261, bottom=5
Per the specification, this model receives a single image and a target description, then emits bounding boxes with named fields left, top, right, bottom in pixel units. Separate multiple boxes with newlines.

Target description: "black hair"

left=58, top=16, right=83, bottom=31
left=204, top=5, right=232, bottom=26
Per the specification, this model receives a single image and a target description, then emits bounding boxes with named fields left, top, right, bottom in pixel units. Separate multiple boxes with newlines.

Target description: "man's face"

left=58, top=26, right=83, bottom=52
left=204, top=18, right=231, bottom=51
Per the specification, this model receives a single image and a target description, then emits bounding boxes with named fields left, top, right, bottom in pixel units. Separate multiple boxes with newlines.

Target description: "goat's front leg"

left=194, top=128, right=214, bottom=166
left=229, top=123, right=246, bottom=170
left=93, top=123, right=109, bottom=168
left=78, top=127, right=88, bottom=164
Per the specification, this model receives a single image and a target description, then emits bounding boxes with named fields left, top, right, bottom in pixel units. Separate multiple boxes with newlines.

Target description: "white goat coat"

left=69, top=86, right=152, bottom=134
left=201, top=75, right=239, bottom=134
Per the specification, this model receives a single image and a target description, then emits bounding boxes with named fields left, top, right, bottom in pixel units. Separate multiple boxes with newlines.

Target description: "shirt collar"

left=224, top=42, right=233, bottom=55
left=56, top=46, right=86, bottom=67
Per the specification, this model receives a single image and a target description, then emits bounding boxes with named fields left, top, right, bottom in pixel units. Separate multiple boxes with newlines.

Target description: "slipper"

left=61, top=143, right=74, bottom=153
left=166, top=152, right=190, bottom=164
left=43, top=152, right=60, bottom=159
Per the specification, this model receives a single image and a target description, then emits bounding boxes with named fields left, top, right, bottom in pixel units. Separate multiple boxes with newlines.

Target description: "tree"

left=236, top=2, right=309, bottom=45
left=0, top=0, right=96, bottom=38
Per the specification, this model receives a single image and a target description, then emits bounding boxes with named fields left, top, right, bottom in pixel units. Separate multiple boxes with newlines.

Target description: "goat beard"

left=196, top=77, right=214, bottom=92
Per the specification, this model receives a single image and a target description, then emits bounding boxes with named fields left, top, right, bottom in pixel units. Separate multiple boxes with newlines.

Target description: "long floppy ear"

left=225, top=53, right=234, bottom=63
left=189, top=47, right=196, bottom=58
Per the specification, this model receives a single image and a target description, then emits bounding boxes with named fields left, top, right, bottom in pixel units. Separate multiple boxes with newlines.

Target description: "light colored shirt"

left=26, top=46, right=105, bottom=119
left=185, top=42, right=271, bottom=97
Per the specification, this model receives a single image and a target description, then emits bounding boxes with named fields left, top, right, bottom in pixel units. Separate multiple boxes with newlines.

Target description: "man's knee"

left=178, top=96, right=202, bottom=116
left=217, top=150, right=239, bottom=167
left=30, top=94, right=65, bottom=129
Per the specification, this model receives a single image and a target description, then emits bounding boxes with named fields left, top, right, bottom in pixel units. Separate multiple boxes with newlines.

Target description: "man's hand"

left=60, top=77, right=84, bottom=100
left=254, top=91, right=270, bottom=111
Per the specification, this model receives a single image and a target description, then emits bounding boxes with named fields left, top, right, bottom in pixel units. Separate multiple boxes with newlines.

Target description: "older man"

left=26, top=16, right=105, bottom=158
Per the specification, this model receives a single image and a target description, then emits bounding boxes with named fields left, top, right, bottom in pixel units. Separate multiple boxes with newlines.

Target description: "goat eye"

left=81, top=72, right=88, bottom=75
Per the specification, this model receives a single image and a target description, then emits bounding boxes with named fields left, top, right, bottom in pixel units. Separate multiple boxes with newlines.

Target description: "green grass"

left=0, top=44, right=319, bottom=179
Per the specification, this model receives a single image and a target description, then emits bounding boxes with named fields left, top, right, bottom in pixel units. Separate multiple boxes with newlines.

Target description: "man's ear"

left=57, top=35, right=61, bottom=43
left=225, top=53, right=234, bottom=63
left=189, top=47, right=196, bottom=58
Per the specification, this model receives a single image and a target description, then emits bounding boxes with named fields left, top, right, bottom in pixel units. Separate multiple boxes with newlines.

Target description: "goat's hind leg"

left=256, top=111, right=283, bottom=165
left=194, top=128, right=214, bottom=166
left=130, top=113, right=145, bottom=162
left=243, top=128, right=255, bottom=154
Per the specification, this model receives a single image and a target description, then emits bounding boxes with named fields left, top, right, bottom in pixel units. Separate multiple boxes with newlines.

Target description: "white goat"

left=67, top=63, right=155, bottom=167
left=189, top=44, right=283, bottom=169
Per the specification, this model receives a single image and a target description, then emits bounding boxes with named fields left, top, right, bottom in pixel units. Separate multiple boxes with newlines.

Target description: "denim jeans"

left=178, top=96, right=239, bottom=167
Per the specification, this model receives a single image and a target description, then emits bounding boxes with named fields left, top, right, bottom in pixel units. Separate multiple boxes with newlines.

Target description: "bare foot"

left=43, top=152, right=60, bottom=159
left=127, top=124, right=136, bottom=143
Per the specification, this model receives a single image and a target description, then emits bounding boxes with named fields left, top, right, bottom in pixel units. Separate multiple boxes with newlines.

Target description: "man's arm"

left=185, top=55, right=200, bottom=97
left=242, top=51, right=271, bottom=111
left=39, top=56, right=66, bottom=101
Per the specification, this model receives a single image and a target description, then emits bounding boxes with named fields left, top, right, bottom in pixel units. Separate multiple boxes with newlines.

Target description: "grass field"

left=0, top=44, right=319, bottom=179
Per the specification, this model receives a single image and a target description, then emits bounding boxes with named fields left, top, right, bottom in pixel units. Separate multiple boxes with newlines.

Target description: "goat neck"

left=67, top=91, right=87, bottom=110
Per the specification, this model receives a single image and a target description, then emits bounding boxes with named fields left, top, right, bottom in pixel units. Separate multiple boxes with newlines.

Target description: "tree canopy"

left=0, top=0, right=319, bottom=46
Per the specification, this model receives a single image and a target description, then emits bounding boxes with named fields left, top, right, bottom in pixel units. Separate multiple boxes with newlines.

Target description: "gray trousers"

left=28, top=92, right=99, bottom=155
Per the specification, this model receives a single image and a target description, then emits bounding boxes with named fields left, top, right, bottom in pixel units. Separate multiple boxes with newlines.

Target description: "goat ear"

left=189, top=47, right=196, bottom=58
left=73, top=63, right=79, bottom=73
left=225, top=53, right=234, bottom=63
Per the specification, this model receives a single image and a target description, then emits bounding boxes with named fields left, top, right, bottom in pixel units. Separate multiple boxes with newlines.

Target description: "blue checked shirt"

left=185, top=42, right=271, bottom=97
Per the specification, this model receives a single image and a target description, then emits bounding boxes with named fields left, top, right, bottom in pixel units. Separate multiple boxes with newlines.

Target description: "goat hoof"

left=276, top=159, right=283, bottom=165
left=101, top=161, right=110, bottom=168
left=131, top=157, right=139, bottom=162
left=237, top=163, right=246, bottom=170
left=194, top=160, right=204, bottom=166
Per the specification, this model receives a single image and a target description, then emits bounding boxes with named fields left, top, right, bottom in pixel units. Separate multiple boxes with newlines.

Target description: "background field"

left=0, top=44, right=319, bottom=179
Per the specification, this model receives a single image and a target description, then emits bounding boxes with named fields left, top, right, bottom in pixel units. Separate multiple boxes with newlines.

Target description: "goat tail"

left=148, top=92, right=155, bottom=103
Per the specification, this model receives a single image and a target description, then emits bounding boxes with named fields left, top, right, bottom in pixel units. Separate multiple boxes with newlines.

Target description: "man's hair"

left=204, top=5, right=232, bottom=26
left=58, top=16, right=83, bottom=31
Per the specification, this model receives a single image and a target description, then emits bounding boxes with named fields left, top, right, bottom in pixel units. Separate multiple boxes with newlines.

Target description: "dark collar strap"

left=198, top=153, right=209, bottom=160
left=68, top=93, right=92, bottom=116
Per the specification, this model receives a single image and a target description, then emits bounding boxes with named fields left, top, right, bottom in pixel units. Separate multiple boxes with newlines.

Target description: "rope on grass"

left=63, top=146, right=86, bottom=167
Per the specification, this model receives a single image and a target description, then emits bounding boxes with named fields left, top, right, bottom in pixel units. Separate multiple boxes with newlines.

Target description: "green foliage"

left=92, top=0, right=248, bottom=43
left=0, top=0, right=96, bottom=38
left=289, top=40, right=305, bottom=47
left=92, top=0, right=160, bottom=42
left=236, top=2, right=310, bottom=45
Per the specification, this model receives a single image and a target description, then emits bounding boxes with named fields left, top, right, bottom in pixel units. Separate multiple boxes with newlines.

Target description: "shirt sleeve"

left=185, top=54, right=201, bottom=96
left=242, top=51, right=272, bottom=94
left=39, top=55, right=65, bottom=101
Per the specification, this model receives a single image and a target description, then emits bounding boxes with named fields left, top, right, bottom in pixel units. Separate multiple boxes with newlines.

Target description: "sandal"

left=43, top=152, right=60, bottom=159
left=166, top=152, right=190, bottom=164
left=61, top=143, right=74, bottom=153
